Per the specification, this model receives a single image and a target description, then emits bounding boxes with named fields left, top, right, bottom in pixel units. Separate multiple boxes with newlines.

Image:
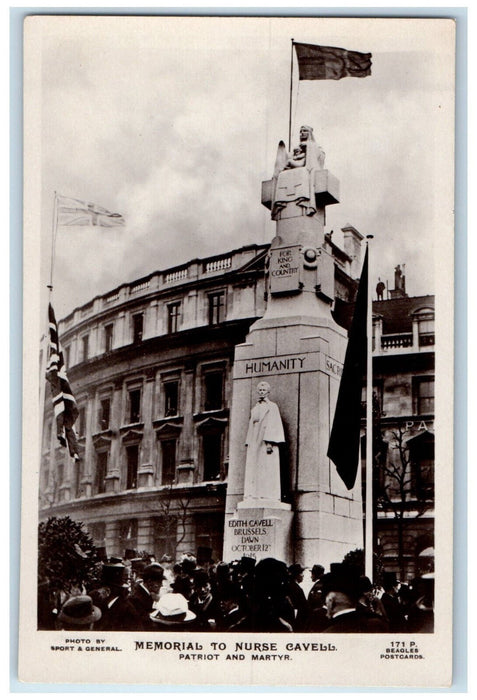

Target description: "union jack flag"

left=46, top=303, right=80, bottom=460
left=56, top=195, right=125, bottom=228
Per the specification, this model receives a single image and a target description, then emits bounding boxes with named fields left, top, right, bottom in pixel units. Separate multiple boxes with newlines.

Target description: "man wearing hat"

left=94, top=562, right=141, bottom=631
left=381, top=571, right=406, bottom=632
left=130, top=563, right=165, bottom=630
left=149, top=592, right=197, bottom=631
left=57, top=595, right=102, bottom=631
left=286, top=564, right=309, bottom=631
left=322, top=564, right=388, bottom=633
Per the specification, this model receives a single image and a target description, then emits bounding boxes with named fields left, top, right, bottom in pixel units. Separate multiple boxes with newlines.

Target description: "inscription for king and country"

left=269, top=245, right=302, bottom=294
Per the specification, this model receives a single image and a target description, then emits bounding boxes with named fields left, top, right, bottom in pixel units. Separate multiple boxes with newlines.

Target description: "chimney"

left=342, top=224, right=364, bottom=279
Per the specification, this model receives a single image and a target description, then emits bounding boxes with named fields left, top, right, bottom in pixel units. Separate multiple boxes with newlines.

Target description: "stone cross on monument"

left=223, top=126, right=363, bottom=567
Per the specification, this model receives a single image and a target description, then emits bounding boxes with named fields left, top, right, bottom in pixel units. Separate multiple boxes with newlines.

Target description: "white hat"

left=150, top=593, right=196, bottom=625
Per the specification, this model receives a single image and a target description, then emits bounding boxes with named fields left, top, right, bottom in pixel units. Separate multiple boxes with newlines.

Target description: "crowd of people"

left=38, top=552, right=434, bottom=633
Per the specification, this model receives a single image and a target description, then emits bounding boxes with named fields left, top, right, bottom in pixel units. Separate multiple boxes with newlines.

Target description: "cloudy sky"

left=31, top=16, right=455, bottom=319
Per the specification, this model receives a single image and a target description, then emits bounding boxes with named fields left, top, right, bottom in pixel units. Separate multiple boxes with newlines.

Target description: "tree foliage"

left=38, top=516, right=99, bottom=593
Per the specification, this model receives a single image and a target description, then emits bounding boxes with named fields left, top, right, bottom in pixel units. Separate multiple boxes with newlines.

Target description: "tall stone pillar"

left=224, top=127, right=363, bottom=567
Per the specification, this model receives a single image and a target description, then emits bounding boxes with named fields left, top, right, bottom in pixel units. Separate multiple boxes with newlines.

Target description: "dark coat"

left=286, top=579, right=309, bottom=631
left=95, top=594, right=141, bottom=632
left=129, top=584, right=156, bottom=630
left=323, top=609, right=389, bottom=633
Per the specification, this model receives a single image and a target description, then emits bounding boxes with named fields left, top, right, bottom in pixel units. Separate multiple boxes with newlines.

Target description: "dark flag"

left=327, top=249, right=368, bottom=489
left=46, top=303, right=80, bottom=460
left=294, top=42, right=372, bottom=81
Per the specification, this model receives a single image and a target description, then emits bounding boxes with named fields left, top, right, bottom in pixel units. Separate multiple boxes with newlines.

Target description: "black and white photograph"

left=20, top=14, right=455, bottom=686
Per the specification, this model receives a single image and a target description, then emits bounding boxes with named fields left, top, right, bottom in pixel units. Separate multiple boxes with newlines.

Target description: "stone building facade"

left=39, top=233, right=434, bottom=578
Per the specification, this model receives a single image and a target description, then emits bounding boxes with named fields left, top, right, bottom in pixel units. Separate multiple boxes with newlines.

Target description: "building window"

left=202, top=433, right=222, bottom=481
left=89, top=522, right=106, bottom=547
left=418, top=318, right=435, bottom=347
left=414, top=377, right=434, bottom=415
left=154, top=516, right=177, bottom=560
left=204, top=371, right=224, bottom=411
left=132, top=313, right=144, bottom=344
left=104, top=323, right=114, bottom=352
left=119, top=519, right=138, bottom=555
left=95, top=451, right=108, bottom=494
left=126, top=444, right=139, bottom=489
left=167, top=302, right=181, bottom=334
left=57, top=463, right=64, bottom=486
left=73, top=461, right=83, bottom=499
left=208, top=291, right=225, bottom=325
left=98, top=397, right=111, bottom=431
left=408, top=431, right=435, bottom=502
left=77, top=407, right=86, bottom=438
left=81, top=335, right=89, bottom=362
left=160, top=439, right=176, bottom=484
left=164, top=380, right=179, bottom=417
left=195, top=513, right=224, bottom=565
left=128, top=388, right=141, bottom=424
left=64, top=345, right=71, bottom=368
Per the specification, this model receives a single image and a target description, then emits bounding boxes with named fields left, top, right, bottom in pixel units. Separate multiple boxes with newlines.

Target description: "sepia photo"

left=20, top=15, right=455, bottom=686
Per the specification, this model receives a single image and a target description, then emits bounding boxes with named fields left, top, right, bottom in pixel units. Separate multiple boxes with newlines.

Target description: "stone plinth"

left=224, top=312, right=363, bottom=568
left=222, top=503, right=293, bottom=563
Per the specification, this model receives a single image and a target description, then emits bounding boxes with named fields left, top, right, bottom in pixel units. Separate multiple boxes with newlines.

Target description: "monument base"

left=222, top=504, right=293, bottom=564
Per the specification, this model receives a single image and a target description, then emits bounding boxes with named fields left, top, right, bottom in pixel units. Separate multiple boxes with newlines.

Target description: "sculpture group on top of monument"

left=272, top=125, right=326, bottom=219
left=244, top=381, right=285, bottom=503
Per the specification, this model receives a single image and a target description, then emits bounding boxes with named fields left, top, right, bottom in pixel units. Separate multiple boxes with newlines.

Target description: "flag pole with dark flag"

left=294, top=42, right=372, bottom=81
left=327, top=246, right=368, bottom=490
left=46, top=303, right=80, bottom=460
left=288, top=40, right=372, bottom=151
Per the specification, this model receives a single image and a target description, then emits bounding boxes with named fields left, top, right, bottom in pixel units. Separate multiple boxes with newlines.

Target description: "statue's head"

left=299, top=125, right=315, bottom=142
left=257, top=381, right=271, bottom=398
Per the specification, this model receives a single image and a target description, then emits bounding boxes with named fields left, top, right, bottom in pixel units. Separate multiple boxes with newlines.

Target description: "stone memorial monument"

left=223, top=126, right=364, bottom=566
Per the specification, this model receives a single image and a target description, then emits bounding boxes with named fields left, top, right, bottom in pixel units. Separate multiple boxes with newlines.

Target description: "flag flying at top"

left=294, top=42, right=372, bottom=80
left=46, top=303, right=80, bottom=460
left=327, top=249, right=368, bottom=490
left=57, top=195, right=125, bottom=227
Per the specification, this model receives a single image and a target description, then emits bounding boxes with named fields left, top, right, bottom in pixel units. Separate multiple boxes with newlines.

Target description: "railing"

left=419, top=333, right=435, bottom=347
left=105, top=291, right=120, bottom=304
left=204, top=256, right=232, bottom=273
left=130, top=280, right=150, bottom=295
left=164, top=268, right=188, bottom=284
left=381, top=333, right=413, bottom=349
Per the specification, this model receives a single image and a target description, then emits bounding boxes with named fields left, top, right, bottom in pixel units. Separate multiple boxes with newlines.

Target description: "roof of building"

left=333, top=294, right=434, bottom=333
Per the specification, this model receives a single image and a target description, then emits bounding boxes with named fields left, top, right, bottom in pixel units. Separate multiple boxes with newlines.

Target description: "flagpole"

left=365, top=235, right=374, bottom=580
left=48, top=191, right=59, bottom=293
left=288, top=39, right=294, bottom=151
left=40, top=191, right=58, bottom=453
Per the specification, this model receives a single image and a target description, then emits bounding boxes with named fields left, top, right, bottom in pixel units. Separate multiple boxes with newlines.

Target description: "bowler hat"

left=142, top=563, right=164, bottom=582
left=109, top=556, right=123, bottom=564
left=150, top=593, right=196, bottom=625
left=288, top=563, right=305, bottom=577
left=58, top=595, right=101, bottom=626
left=124, top=549, right=136, bottom=560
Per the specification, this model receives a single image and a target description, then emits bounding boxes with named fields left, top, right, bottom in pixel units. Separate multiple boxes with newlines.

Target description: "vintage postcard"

left=20, top=15, right=455, bottom=687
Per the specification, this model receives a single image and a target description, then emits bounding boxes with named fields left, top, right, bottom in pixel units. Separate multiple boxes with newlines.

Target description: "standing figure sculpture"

left=244, top=382, right=285, bottom=502
left=272, top=125, right=326, bottom=219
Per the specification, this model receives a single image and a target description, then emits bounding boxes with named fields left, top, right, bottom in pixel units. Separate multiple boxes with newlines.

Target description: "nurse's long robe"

left=244, top=399, right=285, bottom=501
